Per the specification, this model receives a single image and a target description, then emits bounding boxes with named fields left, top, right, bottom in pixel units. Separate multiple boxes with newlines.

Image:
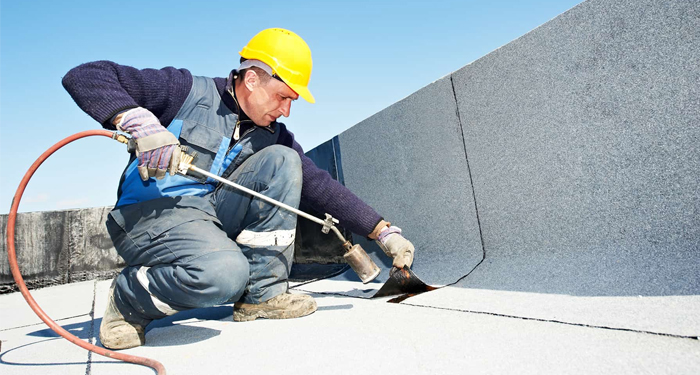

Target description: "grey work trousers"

left=106, top=145, right=302, bottom=325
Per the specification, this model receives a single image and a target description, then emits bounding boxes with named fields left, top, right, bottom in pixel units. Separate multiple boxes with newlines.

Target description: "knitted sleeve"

left=61, top=60, right=193, bottom=129
left=291, top=140, right=383, bottom=237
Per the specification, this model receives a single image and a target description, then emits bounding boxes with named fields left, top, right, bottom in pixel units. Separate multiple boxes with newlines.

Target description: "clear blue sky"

left=0, top=0, right=582, bottom=214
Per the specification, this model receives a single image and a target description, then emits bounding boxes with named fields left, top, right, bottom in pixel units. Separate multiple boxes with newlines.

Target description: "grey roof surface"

left=2, top=279, right=699, bottom=375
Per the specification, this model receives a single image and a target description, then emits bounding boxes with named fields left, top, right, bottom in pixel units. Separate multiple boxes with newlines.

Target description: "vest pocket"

left=179, top=121, right=227, bottom=183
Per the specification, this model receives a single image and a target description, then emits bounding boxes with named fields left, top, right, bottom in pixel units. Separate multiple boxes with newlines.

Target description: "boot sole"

left=233, top=302, right=316, bottom=322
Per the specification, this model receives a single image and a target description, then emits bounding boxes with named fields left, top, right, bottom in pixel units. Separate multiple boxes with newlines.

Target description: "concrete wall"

left=0, top=207, right=122, bottom=293
left=1, top=197, right=348, bottom=293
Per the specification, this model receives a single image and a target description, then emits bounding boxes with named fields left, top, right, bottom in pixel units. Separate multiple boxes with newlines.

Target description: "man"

left=63, top=28, right=414, bottom=350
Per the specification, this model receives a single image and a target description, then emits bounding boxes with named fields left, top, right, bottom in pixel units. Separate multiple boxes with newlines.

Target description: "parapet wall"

left=314, top=0, right=699, bottom=295
left=0, top=202, right=345, bottom=293
left=0, top=207, right=121, bottom=293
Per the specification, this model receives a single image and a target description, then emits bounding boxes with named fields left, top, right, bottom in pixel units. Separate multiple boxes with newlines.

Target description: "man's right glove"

left=376, top=226, right=415, bottom=269
left=116, top=107, right=181, bottom=181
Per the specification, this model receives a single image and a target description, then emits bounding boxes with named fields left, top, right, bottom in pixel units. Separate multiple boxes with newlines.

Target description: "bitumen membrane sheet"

left=299, top=0, right=700, bottom=337
left=432, top=0, right=700, bottom=342
left=2, top=279, right=699, bottom=375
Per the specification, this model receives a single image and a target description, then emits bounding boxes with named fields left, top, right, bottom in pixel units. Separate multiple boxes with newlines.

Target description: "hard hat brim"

left=286, top=81, right=315, bottom=104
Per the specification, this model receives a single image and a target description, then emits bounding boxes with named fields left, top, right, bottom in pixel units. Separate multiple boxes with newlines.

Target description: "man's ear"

left=243, top=70, right=259, bottom=91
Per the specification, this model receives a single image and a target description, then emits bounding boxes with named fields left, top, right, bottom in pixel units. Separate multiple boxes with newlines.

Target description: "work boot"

left=233, top=292, right=317, bottom=322
left=99, top=279, right=151, bottom=350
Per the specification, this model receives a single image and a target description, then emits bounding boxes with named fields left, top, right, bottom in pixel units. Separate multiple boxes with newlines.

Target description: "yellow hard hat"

left=239, top=28, right=315, bottom=104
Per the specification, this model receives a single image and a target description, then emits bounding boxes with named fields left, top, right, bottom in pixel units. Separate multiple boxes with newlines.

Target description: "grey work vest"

left=116, top=75, right=280, bottom=207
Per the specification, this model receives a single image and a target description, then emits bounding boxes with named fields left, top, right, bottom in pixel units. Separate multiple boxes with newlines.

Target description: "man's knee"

left=191, top=250, right=249, bottom=304
left=263, top=145, right=302, bottom=181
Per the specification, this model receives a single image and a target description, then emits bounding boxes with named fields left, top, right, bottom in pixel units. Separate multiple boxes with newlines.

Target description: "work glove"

left=376, top=226, right=414, bottom=269
left=116, top=107, right=182, bottom=181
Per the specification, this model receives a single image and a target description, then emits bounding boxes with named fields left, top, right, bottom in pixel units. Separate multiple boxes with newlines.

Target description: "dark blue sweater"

left=62, top=60, right=382, bottom=237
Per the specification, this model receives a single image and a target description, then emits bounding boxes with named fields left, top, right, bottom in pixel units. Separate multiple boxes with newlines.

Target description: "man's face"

left=245, top=74, right=299, bottom=126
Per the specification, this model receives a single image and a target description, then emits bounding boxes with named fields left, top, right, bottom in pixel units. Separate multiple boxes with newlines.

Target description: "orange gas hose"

left=5, top=130, right=166, bottom=374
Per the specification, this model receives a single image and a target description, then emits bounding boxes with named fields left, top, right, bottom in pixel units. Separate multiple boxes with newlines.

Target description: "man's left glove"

left=116, top=107, right=181, bottom=181
left=376, top=226, right=415, bottom=269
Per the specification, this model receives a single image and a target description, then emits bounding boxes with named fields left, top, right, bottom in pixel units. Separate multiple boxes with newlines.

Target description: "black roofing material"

left=373, top=266, right=436, bottom=301
left=293, top=136, right=352, bottom=266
